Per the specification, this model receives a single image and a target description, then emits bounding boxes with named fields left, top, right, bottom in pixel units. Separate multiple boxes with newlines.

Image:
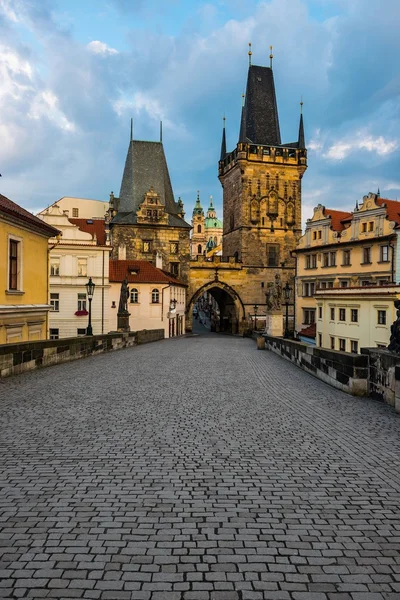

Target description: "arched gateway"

left=187, top=279, right=245, bottom=334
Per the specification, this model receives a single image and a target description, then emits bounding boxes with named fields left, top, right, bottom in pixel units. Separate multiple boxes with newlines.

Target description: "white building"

left=43, top=196, right=109, bottom=220
left=315, top=285, right=399, bottom=353
left=38, top=204, right=111, bottom=338
left=109, top=260, right=187, bottom=338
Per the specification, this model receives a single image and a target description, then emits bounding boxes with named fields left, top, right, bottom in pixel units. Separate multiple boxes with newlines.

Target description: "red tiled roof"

left=69, top=218, right=107, bottom=245
left=298, top=323, right=316, bottom=338
left=109, top=260, right=186, bottom=286
left=323, top=208, right=352, bottom=232
left=376, top=197, right=400, bottom=226
left=0, top=193, right=59, bottom=237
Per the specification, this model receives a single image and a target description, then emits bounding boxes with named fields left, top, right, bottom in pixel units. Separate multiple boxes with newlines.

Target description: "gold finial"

left=242, top=92, right=245, bottom=107
left=223, top=114, right=226, bottom=125
left=197, top=190, right=200, bottom=201
left=248, top=42, right=252, bottom=66
left=269, top=45, right=273, bottom=68
left=300, top=96, right=303, bottom=114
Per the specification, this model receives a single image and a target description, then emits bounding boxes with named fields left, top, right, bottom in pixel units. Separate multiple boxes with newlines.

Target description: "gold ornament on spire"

left=248, top=42, right=252, bottom=66
left=242, top=92, right=245, bottom=107
left=269, top=45, right=273, bottom=68
left=300, top=96, right=304, bottom=114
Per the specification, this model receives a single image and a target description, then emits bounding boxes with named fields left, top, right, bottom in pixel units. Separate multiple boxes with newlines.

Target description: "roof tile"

left=109, top=260, right=186, bottom=286
left=0, top=193, right=59, bottom=237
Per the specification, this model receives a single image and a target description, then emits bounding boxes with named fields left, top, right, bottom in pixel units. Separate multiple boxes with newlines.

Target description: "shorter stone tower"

left=190, top=192, right=206, bottom=256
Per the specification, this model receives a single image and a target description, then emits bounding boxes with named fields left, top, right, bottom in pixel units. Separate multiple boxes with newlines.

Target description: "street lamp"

left=85, top=277, right=95, bottom=336
left=283, top=281, right=291, bottom=338
left=253, top=304, right=258, bottom=331
left=170, top=298, right=177, bottom=311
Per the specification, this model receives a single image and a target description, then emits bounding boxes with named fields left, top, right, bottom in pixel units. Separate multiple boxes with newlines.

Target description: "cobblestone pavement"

left=1, top=334, right=400, bottom=600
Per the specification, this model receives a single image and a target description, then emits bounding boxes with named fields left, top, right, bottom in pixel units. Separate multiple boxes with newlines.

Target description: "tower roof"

left=192, top=191, right=204, bottom=217
left=241, top=64, right=281, bottom=146
left=298, top=113, right=305, bottom=149
left=220, top=119, right=227, bottom=161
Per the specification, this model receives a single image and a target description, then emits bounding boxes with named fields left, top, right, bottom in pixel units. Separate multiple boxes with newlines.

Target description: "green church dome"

left=205, top=217, right=223, bottom=229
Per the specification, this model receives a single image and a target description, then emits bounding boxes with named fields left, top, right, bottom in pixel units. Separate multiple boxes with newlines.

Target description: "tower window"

left=197, top=244, right=202, bottom=254
left=197, top=225, right=202, bottom=233
left=267, top=244, right=279, bottom=267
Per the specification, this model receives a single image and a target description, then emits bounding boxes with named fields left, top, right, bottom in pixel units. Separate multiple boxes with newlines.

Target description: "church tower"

left=190, top=191, right=206, bottom=256
left=219, top=48, right=307, bottom=269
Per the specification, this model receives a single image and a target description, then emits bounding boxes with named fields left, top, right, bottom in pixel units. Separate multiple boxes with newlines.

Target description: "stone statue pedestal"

left=117, top=312, right=131, bottom=332
left=265, top=310, right=283, bottom=337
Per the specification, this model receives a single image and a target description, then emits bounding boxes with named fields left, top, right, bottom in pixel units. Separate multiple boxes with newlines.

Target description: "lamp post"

left=283, top=281, right=291, bottom=338
left=253, top=304, right=258, bottom=331
left=85, top=277, right=95, bottom=336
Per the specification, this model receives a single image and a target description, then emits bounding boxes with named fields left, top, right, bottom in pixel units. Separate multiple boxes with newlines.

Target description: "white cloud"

left=28, top=90, right=76, bottom=132
left=87, top=40, right=118, bottom=55
left=0, top=0, right=20, bottom=22
left=324, top=133, right=398, bottom=161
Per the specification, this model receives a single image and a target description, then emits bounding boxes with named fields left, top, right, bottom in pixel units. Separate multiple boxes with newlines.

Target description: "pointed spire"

left=298, top=99, right=305, bottom=149
left=160, top=121, right=163, bottom=143
left=248, top=42, right=252, bottom=67
left=220, top=116, right=227, bottom=161
left=239, top=96, right=247, bottom=143
left=130, top=118, right=133, bottom=142
left=355, top=199, right=359, bottom=211
left=269, top=45, right=273, bottom=69
left=209, top=195, right=213, bottom=208
left=193, top=190, right=204, bottom=216
left=377, top=187, right=381, bottom=197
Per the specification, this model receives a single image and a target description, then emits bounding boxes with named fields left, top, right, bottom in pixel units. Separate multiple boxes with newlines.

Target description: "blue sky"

left=0, top=0, right=399, bottom=226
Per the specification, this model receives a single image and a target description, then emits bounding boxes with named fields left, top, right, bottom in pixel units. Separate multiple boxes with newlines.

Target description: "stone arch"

left=186, top=280, right=246, bottom=334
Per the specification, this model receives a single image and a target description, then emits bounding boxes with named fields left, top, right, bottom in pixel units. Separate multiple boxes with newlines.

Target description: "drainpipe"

left=390, top=239, right=396, bottom=284
left=101, top=249, right=105, bottom=334
left=47, top=235, right=61, bottom=338
left=161, top=283, right=171, bottom=337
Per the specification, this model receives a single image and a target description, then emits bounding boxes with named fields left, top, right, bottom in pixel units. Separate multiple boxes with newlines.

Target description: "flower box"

left=75, top=310, right=88, bottom=316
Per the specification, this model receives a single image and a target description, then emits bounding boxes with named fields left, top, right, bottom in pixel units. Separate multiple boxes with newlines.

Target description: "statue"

left=265, top=273, right=282, bottom=311
left=117, top=278, right=131, bottom=332
left=388, top=299, right=400, bottom=354
left=118, top=278, right=130, bottom=314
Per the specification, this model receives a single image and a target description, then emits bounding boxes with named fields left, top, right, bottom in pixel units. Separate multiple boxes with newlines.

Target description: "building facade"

left=44, top=196, right=109, bottom=220
left=0, top=193, right=58, bottom=344
left=315, top=285, right=399, bottom=352
left=109, top=260, right=186, bottom=338
left=294, top=193, right=400, bottom=338
left=190, top=194, right=223, bottom=257
left=38, top=204, right=111, bottom=338
left=109, top=135, right=191, bottom=284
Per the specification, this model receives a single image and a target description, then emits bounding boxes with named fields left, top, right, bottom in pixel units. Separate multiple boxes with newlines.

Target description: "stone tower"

left=190, top=191, right=206, bottom=256
left=219, top=58, right=307, bottom=270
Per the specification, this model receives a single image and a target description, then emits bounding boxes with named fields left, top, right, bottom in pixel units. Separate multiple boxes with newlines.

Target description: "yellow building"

left=0, top=193, right=59, bottom=344
left=294, top=192, right=400, bottom=342
left=315, top=285, right=399, bottom=353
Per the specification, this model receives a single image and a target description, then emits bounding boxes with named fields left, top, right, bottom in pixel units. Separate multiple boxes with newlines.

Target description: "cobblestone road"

left=1, top=334, right=400, bottom=600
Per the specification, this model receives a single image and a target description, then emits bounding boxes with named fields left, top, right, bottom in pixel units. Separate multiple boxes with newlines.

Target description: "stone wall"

left=263, top=335, right=369, bottom=396
left=0, top=329, right=164, bottom=378
left=361, top=348, right=400, bottom=409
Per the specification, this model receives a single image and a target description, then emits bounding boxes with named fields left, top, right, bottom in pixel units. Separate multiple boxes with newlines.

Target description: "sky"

left=0, top=0, right=399, bottom=227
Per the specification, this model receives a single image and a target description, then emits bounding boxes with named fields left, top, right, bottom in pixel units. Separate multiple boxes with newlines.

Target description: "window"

left=342, top=250, right=351, bottom=266
left=339, top=338, right=346, bottom=352
left=318, top=333, right=322, bottom=346
left=318, top=306, right=322, bottom=319
left=351, top=309, right=358, bottom=322
left=303, top=308, right=315, bottom=325
left=170, top=242, right=179, bottom=254
left=318, top=230, right=322, bottom=240
left=368, top=221, right=374, bottom=232
left=362, top=247, right=371, bottom=264
left=330, top=252, right=336, bottom=267
left=49, top=328, right=59, bottom=340
left=303, top=282, right=315, bottom=297
left=77, top=328, right=86, bottom=336
left=143, top=240, right=152, bottom=253
left=380, top=245, right=389, bottom=262
left=378, top=310, right=386, bottom=325
left=151, top=288, right=160, bottom=303
left=311, top=254, right=317, bottom=268
left=351, top=340, right=358, bottom=353
left=77, top=293, right=87, bottom=311
left=328, top=281, right=334, bottom=288
left=72, top=208, right=79, bottom=218
left=170, top=263, right=179, bottom=277
left=197, top=244, right=202, bottom=254
left=379, top=279, right=390, bottom=286
left=305, top=255, right=311, bottom=269
left=330, top=336, right=335, bottom=350
left=50, top=261, right=60, bottom=276
left=312, top=231, right=317, bottom=240
left=197, top=225, right=202, bottom=233
left=323, top=253, right=329, bottom=267
left=339, top=308, right=346, bottom=321
left=340, top=280, right=348, bottom=288
left=9, top=239, right=19, bottom=290
left=130, top=288, right=139, bottom=303
left=361, top=222, right=367, bottom=233
left=267, top=244, right=279, bottom=267
left=319, top=281, right=327, bottom=289
left=361, top=279, right=371, bottom=286
left=330, top=307, right=335, bottom=321
left=77, top=258, right=87, bottom=277
left=50, top=293, right=59, bottom=312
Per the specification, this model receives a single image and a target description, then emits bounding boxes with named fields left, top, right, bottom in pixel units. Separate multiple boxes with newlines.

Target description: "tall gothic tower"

left=219, top=53, right=307, bottom=269
left=190, top=192, right=206, bottom=256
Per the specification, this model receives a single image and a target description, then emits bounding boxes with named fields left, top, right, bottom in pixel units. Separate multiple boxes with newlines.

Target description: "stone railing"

left=360, top=348, right=400, bottom=411
left=263, top=335, right=369, bottom=396
left=0, top=329, right=164, bottom=379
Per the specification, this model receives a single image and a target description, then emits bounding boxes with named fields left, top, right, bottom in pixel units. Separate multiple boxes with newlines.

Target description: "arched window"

left=130, top=288, right=138, bottom=303
left=214, top=236, right=217, bottom=245
left=197, top=224, right=202, bottom=233
left=197, top=244, right=202, bottom=254
left=151, top=288, right=160, bottom=304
